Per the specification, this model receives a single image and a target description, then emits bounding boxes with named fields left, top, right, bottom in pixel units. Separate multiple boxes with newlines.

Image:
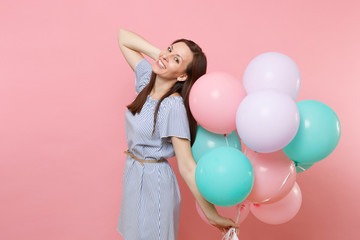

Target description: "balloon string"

left=251, top=164, right=295, bottom=204
left=224, top=134, right=229, bottom=147
left=235, top=202, right=243, bottom=224
left=251, top=152, right=257, bottom=164
left=221, top=203, right=243, bottom=240
left=242, top=145, right=256, bottom=164
left=297, top=165, right=306, bottom=171
left=221, top=228, right=239, bottom=240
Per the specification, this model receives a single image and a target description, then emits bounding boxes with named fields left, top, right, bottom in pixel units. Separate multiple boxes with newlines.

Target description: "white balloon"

left=236, top=90, right=300, bottom=153
left=243, top=52, right=301, bottom=100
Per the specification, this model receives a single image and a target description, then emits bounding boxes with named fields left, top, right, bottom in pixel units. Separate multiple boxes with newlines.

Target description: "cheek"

left=168, top=62, right=186, bottom=74
left=152, top=61, right=186, bottom=79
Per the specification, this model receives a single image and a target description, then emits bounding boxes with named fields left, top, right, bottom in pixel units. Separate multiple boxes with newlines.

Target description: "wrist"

left=149, top=48, right=161, bottom=61
left=205, top=209, right=219, bottom=223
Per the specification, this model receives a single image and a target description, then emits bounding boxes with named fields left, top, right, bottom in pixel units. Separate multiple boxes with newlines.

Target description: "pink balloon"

left=195, top=201, right=250, bottom=225
left=189, top=72, right=246, bottom=134
left=243, top=52, right=301, bottom=100
left=246, top=149, right=296, bottom=204
left=236, top=90, right=300, bottom=153
left=250, top=182, right=302, bottom=225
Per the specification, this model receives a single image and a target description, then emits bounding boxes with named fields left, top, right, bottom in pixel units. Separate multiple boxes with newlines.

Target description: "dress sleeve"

left=159, top=98, right=191, bottom=143
left=134, top=58, right=152, bottom=94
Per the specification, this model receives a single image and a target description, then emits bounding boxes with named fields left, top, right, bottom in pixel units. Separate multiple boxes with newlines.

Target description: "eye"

left=174, top=57, right=179, bottom=63
left=168, top=47, right=172, bottom=52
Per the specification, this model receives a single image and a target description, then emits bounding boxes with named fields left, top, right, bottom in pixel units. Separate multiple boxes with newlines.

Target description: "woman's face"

left=152, top=42, right=193, bottom=81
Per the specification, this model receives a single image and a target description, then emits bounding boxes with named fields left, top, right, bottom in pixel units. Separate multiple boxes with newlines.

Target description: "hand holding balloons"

left=191, top=51, right=340, bottom=228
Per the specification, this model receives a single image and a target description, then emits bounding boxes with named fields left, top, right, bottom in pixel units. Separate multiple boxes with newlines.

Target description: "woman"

left=117, top=29, right=237, bottom=240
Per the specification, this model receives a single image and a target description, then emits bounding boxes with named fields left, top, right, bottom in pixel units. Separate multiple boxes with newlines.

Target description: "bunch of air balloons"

left=189, top=52, right=341, bottom=226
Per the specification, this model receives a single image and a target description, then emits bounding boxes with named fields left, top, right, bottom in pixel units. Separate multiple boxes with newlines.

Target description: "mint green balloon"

left=295, top=161, right=314, bottom=173
left=195, top=147, right=254, bottom=207
left=192, top=125, right=241, bottom=163
left=283, top=100, right=341, bottom=163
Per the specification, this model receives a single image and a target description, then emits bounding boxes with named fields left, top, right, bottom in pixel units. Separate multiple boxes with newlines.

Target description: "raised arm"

left=171, top=136, right=238, bottom=234
left=117, top=29, right=161, bottom=70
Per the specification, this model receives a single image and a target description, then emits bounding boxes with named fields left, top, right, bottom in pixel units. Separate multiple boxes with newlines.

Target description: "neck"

left=150, top=75, right=177, bottom=100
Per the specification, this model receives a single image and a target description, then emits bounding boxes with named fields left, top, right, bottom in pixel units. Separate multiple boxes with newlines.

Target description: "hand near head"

left=118, top=29, right=161, bottom=70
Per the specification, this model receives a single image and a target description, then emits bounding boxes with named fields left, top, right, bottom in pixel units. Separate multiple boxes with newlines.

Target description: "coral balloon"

left=246, top=150, right=296, bottom=204
left=189, top=72, right=246, bottom=134
left=250, top=182, right=302, bottom=224
left=236, top=90, right=300, bottom=153
left=243, top=52, right=301, bottom=100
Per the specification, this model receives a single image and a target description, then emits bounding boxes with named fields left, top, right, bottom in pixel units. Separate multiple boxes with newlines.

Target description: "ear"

left=177, top=74, right=188, bottom=82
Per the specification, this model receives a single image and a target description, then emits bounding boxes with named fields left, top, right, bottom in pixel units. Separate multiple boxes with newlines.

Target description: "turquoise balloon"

left=192, top=125, right=241, bottom=163
left=283, top=100, right=341, bottom=163
left=295, top=161, right=314, bottom=173
left=195, top=147, right=254, bottom=207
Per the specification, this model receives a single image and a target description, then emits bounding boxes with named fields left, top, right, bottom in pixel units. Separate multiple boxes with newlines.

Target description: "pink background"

left=1, top=0, right=359, bottom=239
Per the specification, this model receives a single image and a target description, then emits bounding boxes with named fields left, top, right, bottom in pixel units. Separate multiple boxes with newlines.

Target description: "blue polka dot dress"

left=117, top=59, right=191, bottom=240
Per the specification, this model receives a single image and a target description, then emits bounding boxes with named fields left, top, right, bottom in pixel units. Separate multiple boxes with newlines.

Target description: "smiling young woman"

left=116, top=29, right=237, bottom=240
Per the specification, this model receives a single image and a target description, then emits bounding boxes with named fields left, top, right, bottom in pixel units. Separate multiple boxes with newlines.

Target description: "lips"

left=157, top=59, right=166, bottom=69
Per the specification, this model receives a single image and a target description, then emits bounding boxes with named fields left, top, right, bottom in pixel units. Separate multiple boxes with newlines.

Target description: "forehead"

left=172, top=42, right=193, bottom=62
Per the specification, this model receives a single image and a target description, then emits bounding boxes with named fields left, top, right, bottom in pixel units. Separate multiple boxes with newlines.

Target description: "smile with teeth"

left=158, top=60, right=166, bottom=69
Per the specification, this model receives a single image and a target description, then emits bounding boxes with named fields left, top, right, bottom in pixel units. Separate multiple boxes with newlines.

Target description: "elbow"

left=179, top=166, right=189, bottom=180
left=118, top=28, right=130, bottom=46
left=118, top=28, right=126, bottom=35
left=178, top=160, right=196, bottom=182
left=118, top=28, right=125, bottom=43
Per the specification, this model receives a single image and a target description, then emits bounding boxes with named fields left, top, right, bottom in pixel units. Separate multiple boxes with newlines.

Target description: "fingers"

left=220, top=227, right=229, bottom=235
left=214, top=217, right=239, bottom=234
left=231, top=222, right=239, bottom=228
left=220, top=226, right=232, bottom=234
left=223, top=218, right=238, bottom=228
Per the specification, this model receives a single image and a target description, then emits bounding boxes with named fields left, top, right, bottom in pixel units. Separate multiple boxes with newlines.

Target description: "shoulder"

left=169, top=92, right=181, bottom=97
left=134, top=59, right=153, bottom=94
left=135, top=58, right=152, bottom=77
left=163, top=95, right=185, bottom=107
left=160, top=96, right=187, bottom=116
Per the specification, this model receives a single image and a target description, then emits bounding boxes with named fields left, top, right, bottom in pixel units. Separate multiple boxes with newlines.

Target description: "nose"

left=161, top=53, right=169, bottom=62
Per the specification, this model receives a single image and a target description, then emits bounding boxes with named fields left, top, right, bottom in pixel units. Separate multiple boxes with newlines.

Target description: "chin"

left=151, top=63, right=161, bottom=74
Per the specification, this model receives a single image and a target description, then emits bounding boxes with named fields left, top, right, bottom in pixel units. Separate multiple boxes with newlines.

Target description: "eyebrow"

left=170, top=45, right=183, bottom=60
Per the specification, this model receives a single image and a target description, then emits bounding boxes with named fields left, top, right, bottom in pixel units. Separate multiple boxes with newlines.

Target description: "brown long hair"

left=127, top=39, right=207, bottom=146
